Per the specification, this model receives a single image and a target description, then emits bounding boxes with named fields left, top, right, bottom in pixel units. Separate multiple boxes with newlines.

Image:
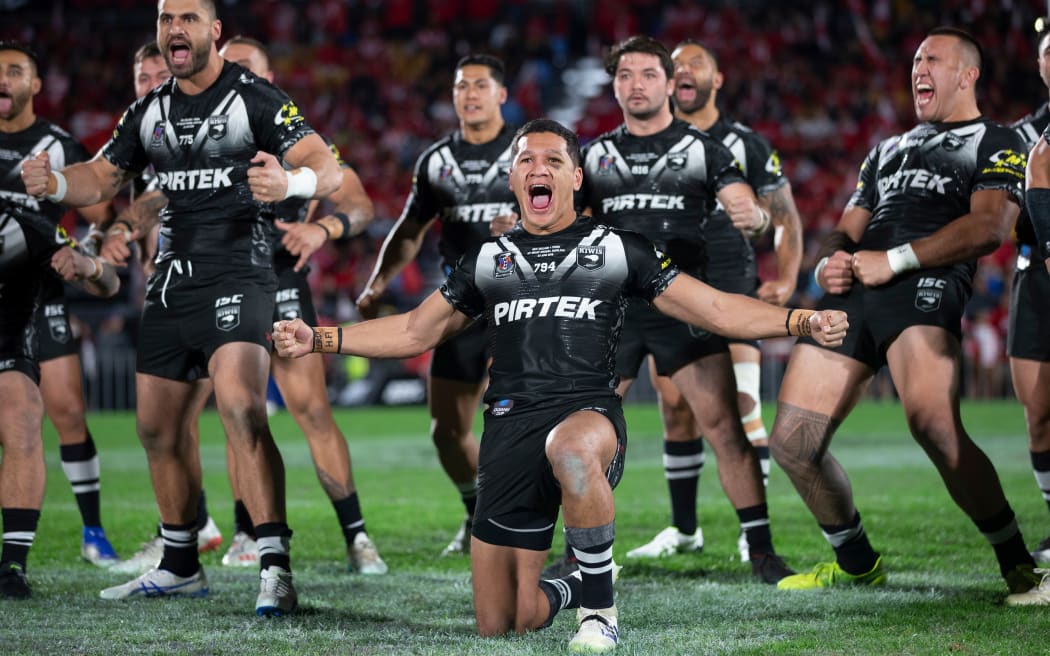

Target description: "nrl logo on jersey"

left=493, top=251, right=515, bottom=279
left=598, top=154, right=617, bottom=175
left=150, top=121, right=166, bottom=149
left=207, top=116, right=228, bottom=141
left=577, top=246, right=605, bottom=270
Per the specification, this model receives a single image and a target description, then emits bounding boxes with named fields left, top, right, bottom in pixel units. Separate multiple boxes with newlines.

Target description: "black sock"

left=456, top=480, right=478, bottom=518
left=737, top=503, right=773, bottom=556
left=974, top=505, right=1034, bottom=578
left=1, top=508, right=40, bottom=571
left=565, top=523, right=615, bottom=610
left=256, top=522, right=292, bottom=571
left=195, top=490, right=209, bottom=531
left=233, top=500, right=255, bottom=538
left=538, top=573, right=582, bottom=629
left=665, top=438, right=704, bottom=535
left=753, top=444, right=771, bottom=488
left=820, top=512, right=879, bottom=575
left=157, top=522, right=199, bottom=577
left=333, top=493, right=365, bottom=546
left=60, top=433, right=102, bottom=528
left=1031, top=449, right=1050, bottom=516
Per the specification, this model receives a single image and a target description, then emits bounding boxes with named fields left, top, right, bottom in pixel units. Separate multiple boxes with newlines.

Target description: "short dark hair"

left=455, top=54, right=505, bottom=85
left=0, top=40, right=41, bottom=77
left=673, top=39, right=719, bottom=70
left=928, top=26, right=983, bottom=77
left=511, top=119, right=581, bottom=168
left=604, top=35, right=673, bottom=80
left=134, top=41, right=163, bottom=65
left=224, top=35, right=270, bottom=68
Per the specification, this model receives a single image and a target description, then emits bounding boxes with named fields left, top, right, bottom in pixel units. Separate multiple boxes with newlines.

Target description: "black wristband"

left=333, top=212, right=352, bottom=238
left=316, top=221, right=332, bottom=240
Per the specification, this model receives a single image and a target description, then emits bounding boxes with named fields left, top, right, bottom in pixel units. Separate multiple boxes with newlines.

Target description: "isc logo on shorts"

left=215, top=294, right=243, bottom=331
left=0, top=358, right=15, bottom=371
left=914, top=277, right=945, bottom=312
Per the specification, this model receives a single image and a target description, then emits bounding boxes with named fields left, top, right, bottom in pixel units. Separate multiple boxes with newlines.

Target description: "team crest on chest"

left=597, top=154, right=617, bottom=175
left=667, top=152, right=688, bottom=170
left=493, top=251, right=515, bottom=278
left=438, top=164, right=455, bottom=181
left=207, top=116, right=228, bottom=141
left=577, top=245, right=605, bottom=271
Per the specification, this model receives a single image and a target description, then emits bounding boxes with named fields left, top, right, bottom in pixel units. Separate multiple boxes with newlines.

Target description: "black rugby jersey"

left=0, top=119, right=89, bottom=338
left=703, top=116, right=787, bottom=286
left=580, top=119, right=746, bottom=279
left=0, top=118, right=88, bottom=226
left=102, top=61, right=316, bottom=268
left=268, top=139, right=350, bottom=270
left=401, top=124, right=518, bottom=270
left=1011, top=104, right=1050, bottom=248
left=848, top=117, right=1026, bottom=280
left=441, top=216, right=678, bottom=408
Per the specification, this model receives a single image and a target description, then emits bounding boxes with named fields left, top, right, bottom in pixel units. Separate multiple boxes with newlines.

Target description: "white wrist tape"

left=284, top=167, right=318, bottom=200
left=813, top=256, right=829, bottom=286
left=46, top=170, right=68, bottom=203
left=886, top=243, right=920, bottom=274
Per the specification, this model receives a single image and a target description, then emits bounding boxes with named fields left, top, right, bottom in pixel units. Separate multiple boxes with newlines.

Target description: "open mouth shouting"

left=168, top=38, right=192, bottom=69
left=675, top=76, right=696, bottom=104
left=0, top=90, right=12, bottom=116
left=915, top=81, right=934, bottom=109
left=528, top=183, right=553, bottom=212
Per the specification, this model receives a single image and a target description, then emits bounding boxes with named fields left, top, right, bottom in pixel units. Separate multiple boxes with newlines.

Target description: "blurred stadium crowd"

left=4, top=0, right=1046, bottom=403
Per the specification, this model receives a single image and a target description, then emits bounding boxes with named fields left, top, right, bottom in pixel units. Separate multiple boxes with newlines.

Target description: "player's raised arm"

left=653, top=274, right=847, bottom=346
left=22, top=150, right=134, bottom=207
left=275, top=289, right=474, bottom=360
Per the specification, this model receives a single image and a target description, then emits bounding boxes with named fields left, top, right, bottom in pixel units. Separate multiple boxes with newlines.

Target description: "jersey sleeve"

left=398, top=149, right=439, bottom=228
left=846, top=141, right=881, bottom=211
left=439, top=248, right=486, bottom=320
left=100, top=97, right=151, bottom=175
left=244, top=79, right=316, bottom=159
left=706, top=137, right=748, bottom=194
left=743, top=132, right=788, bottom=197
left=621, top=231, right=680, bottom=302
left=975, top=126, right=1027, bottom=205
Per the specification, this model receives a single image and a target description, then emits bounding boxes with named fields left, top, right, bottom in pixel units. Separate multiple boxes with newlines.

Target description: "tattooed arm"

left=756, top=182, right=804, bottom=305
left=21, top=149, right=136, bottom=206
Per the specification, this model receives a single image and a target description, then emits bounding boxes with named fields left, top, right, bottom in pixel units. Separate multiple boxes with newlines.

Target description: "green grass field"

left=2, top=400, right=1047, bottom=655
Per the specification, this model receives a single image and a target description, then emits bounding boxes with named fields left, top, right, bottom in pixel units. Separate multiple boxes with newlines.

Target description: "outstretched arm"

left=274, top=288, right=473, bottom=359
left=652, top=274, right=847, bottom=346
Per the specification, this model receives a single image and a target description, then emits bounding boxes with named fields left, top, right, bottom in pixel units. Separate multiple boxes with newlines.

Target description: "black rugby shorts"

left=616, top=299, right=728, bottom=378
left=430, top=319, right=488, bottom=383
left=35, top=278, right=78, bottom=363
left=472, top=395, right=627, bottom=551
left=800, top=268, right=969, bottom=370
left=1008, top=261, right=1050, bottom=362
left=137, top=259, right=276, bottom=382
